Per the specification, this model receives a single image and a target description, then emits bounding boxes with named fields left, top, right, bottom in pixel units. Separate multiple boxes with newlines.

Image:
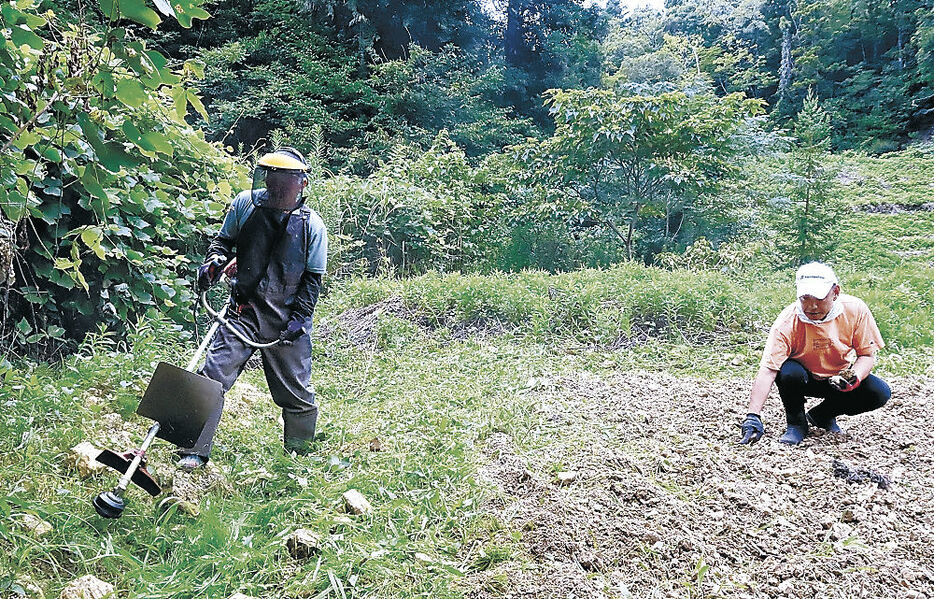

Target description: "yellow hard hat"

left=257, top=149, right=308, bottom=172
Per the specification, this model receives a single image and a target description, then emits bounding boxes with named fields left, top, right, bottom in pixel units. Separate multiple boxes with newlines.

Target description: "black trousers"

left=775, top=359, right=890, bottom=424
left=179, top=321, right=318, bottom=460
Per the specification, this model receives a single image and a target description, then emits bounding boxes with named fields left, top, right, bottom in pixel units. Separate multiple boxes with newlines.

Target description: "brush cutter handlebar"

left=199, top=289, right=280, bottom=349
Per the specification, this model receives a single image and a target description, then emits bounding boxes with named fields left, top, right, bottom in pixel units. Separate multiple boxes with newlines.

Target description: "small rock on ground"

left=343, top=489, right=372, bottom=515
left=20, top=513, right=52, bottom=537
left=67, top=442, right=106, bottom=478
left=556, top=471, right=578, bottom=485
left=58, top=575, right=113, bottom=599
left=286, top=528, right=322, bottom=559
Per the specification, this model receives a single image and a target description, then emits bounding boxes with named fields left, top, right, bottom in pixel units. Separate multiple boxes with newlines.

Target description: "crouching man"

left=738, top=262, right=891, bottom=446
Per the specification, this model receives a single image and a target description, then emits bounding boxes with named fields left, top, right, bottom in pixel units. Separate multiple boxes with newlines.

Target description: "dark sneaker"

left=176, top=455, right=206, bottom=471
left=778, top=424, right=808, bottom=445
left=807, top=410, right=844, bottom=434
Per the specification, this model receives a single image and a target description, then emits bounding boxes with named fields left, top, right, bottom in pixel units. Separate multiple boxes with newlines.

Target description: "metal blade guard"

left=137, top=362, right=223, bottom=449
left=92, top=279, right=278, bottom=519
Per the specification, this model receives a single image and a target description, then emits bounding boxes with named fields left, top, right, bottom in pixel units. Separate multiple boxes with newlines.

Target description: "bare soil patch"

left=859, top=202, right=934, bottom=214
left=469, top=372, right=934, bottom=599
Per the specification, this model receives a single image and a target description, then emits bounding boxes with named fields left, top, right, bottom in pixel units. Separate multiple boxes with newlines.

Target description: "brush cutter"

left=92, top=272, right=279, bottom=519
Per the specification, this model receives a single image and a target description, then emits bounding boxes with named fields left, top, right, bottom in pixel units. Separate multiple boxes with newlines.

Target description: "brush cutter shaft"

left=116, top=423, right=159, bottom=493
left=187, top=321, right=220, bottom=372
left=200, top=291, right=280, bottom=349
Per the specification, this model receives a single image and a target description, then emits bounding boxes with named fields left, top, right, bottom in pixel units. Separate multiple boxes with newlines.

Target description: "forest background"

left=3, top=0, right=934, bottom=359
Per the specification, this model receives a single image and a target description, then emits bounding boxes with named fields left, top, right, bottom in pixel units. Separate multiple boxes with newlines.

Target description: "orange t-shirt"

left=760, top=294, right=885, bottom=378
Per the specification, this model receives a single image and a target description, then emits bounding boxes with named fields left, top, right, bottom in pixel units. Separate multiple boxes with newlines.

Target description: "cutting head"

left=137, top=362, right=223, bottom=448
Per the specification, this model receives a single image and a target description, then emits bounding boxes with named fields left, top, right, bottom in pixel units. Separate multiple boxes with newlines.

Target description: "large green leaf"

left=92, top=70, right=117, bottom=98
left=172, top=0, right=210, bottom=28
left=0, top=188, right=26, bottom=221
left=9, top=24, right=43, bottom=50
left=115, top=78, right=146, bottom=108
left=1, top=3, right=46, bottom=27
left=76, top=113, right=140, bottom=172
left=118, top=0, right=160, bottom=28
left=141, top=131, right=173, bottom=156
left=79, top=226, right=106, bottom=259
left=80, top=164, right=108, bottom=201
left=170, top=85, right=188, bottom=121
left=122, top=120, right=157, bottom=155
left=98, top=0, right=118, bottom=20
left=186, top=89, right=209, bottom=122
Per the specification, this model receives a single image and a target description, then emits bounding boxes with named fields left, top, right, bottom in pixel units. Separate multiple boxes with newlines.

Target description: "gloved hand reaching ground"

left=738, top=413, right=764, bottom=444
left=829, top=365, right=860, bottom=392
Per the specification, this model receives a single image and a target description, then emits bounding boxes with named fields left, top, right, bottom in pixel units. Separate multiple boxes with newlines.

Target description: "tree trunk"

left=800, top=181, right=811, bottom=260
left=626, top=222, right=633, bottom=261
left=897, top=23, right=905, bottom=70
left=505, top=0, right=525, bottom=66
left=778, top=22, right=793, bottom=104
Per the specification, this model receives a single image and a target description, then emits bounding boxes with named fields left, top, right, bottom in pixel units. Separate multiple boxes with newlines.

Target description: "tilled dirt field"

left=468, top=372, right=934, bottom=599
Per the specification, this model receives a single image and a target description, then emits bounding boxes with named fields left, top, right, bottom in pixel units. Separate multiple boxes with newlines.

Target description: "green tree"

left=512, top=88, right=764, bottom=261
left=768, top=91, right=843, bottom=265
left=148, top=0, right=516, bottom=172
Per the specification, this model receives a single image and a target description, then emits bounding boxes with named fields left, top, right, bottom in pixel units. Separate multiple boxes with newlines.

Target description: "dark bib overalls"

left=182, top=210, right=318, bottom=459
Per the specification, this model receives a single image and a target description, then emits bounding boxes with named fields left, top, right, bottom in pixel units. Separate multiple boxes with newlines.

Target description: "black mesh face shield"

left=251, top=166, right=306, bottom=212
left=250, top=148, right=309, bottom=212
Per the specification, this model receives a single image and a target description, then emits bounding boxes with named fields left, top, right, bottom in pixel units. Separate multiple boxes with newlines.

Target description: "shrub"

left=0, top=0, right=239, bottom=360
left=313, top=132, right=508, bottom=276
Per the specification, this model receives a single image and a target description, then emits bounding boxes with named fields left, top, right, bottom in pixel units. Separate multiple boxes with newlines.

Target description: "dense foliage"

left=315, top=131, right=507, bottom=275
left=656, top=0, right=934, bottom=149
left=149, top=0, right=934, bottom=167
left=4, top=0, right=934, bottom=358
left=0, top=0, right=244, bottom=358
left=512, top=88, right=764, bottom=260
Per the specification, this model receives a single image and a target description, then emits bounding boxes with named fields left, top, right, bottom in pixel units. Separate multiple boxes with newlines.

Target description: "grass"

left=1, top=147, right=932, bottom=597
left=836, top=148, right=934, bottom=207
left=0, top=319, right=563, bottom=598
left=327, top=263, right=769, bottom=345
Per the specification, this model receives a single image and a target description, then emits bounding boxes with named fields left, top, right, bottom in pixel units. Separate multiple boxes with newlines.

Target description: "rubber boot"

left=779, top=409, right=809, bottom=445
left=807, top=404, right=844, bottom=434
left=284, top=436, right=315, bottom=456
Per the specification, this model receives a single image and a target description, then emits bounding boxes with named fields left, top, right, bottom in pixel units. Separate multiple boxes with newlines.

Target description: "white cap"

left=795, top=262, right=838, bottom=299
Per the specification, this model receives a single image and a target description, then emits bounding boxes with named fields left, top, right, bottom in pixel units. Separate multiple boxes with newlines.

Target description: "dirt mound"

left=319, top=296, right=512, bottom=348
left=860, top=202, right=934, bottom=214
left=468, top=372, right=934, bottom=598
left=316, top=296, right=419, bottom=348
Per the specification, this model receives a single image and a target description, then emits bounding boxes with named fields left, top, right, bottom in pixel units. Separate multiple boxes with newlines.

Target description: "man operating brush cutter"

left=738, top=262, right=891, bottom=446
left=178, top=147, right=328, bottom=470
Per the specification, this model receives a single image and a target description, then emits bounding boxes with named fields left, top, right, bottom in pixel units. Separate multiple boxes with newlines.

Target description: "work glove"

left=197, top=254, right=227, bottom=292
left=737, top=413, right=764, bottom=445
left=279, top=319, right=306, bottom=345
left=830, top=373, right=861, bottom=393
